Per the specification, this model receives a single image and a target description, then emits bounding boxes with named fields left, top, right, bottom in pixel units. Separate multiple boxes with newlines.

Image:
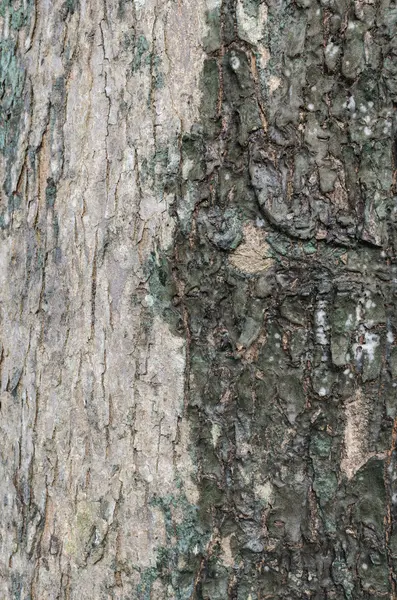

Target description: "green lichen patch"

left=0, top=1, right=34, bottom=202
left=146, top=493, right=210, bottom=599
left=130, top=34, right=150, bottom=73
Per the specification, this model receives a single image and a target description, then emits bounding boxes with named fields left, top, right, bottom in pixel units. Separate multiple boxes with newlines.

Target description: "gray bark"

left=1, top=0, right=397, bottom=599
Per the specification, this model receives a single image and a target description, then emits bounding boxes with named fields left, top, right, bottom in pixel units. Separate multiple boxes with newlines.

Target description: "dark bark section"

left=151, top=0, right=397, bottom=597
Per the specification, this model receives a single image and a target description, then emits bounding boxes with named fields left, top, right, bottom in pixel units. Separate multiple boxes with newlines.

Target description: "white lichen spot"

left=363, top=331, right=379, bottom=362
left=229, top=52, right=240, bottom=71
left=355, top=303, right=362, bottom=324
left=307, top=103, right=315, bottom=111
left=364, top=126, right=372, bottom=136
left=325, top=42, right=339, bottom=57
left=3, top=6, right=9, bottom=39
left=143, top=294, right=154, bottom=307
left=318, top=387, right=327, bottom=397
left=383, top=121, right=392, bottom=134
left=268, top=75, right=281, bottom=94
left=211, top=423, right=221, bottom=448
left=315, top=301, right=329, bottom=345
left=387, top=330, right=394, bottom=344
left=254, top=480, right=274, bottom=504
left=347, top=96, right=356, bottom=111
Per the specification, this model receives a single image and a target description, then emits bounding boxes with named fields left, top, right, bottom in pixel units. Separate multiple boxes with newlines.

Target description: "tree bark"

left=0, top=0, right=396, bottom=598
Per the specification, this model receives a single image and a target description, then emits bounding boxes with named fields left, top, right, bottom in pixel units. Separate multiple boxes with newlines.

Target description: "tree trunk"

left=0, top=0, right=396, bottom=598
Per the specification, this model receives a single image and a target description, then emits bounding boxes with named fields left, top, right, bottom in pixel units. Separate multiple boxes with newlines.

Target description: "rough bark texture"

left=1, top=0, right=397, bottom=598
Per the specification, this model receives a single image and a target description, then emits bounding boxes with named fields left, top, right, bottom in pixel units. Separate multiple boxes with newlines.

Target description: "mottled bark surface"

left=1, top=0, right=397, bottom=598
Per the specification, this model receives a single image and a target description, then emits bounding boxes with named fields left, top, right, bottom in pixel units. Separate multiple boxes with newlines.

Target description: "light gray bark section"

left=0, top=0, right=206, bottom=596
